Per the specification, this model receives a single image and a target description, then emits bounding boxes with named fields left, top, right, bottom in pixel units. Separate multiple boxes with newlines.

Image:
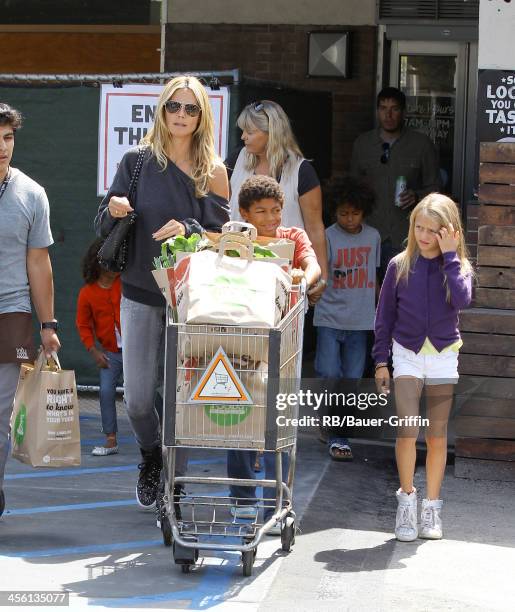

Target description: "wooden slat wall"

left=0, top=31, right=160, bottom=73
left=457, top=143, right=515, bottom=477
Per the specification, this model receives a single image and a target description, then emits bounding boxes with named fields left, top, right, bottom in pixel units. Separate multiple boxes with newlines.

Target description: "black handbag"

left=97, top=146, right=146, bottom=272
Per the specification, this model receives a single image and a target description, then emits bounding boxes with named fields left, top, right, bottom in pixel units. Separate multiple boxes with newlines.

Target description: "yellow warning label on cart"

left=188, top=347, right=253, bottom=404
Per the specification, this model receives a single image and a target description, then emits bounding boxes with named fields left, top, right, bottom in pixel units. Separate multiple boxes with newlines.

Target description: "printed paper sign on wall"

left=97, top=83, right=230, bottom=195
left=478, top=70, right=515, bottom=143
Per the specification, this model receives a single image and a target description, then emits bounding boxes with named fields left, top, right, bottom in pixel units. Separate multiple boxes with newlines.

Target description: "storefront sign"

left=97, top=83, right=230, bottom=195
left=478, top=69, right=515, bottom=143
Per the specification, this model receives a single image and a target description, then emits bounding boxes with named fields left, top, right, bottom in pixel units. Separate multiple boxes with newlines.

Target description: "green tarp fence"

left=0, top=75, right=330, bottom=384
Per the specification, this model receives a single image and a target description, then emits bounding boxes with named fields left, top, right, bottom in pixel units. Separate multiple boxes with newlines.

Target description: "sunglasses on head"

left=164, top=100, right=201, bottom=117
left=380, top=142, right=390, bottom=164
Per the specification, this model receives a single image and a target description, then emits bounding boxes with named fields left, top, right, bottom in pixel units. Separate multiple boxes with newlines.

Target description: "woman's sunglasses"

left=164, top=100, right=201, bottom=117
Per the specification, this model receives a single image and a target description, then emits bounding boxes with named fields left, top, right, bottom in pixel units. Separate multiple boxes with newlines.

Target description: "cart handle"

left=217, top=233, right=255, bottom=263
left=222, top=221, right=257, bottom=241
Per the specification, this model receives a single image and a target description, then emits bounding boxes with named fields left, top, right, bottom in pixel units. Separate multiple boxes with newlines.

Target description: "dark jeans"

left=99, top=350, right=123, bottom=435
left=314, top=328, right=367, bottom=380
left=227, top=450, right=288, bottom=521
left=315, top=328, right=368, bottom=440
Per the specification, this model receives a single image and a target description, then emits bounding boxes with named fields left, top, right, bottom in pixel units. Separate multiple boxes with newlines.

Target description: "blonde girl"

left=373, top=193, right=472, bottom=541
left=226, top=99, right=328, bottom=302
left=95, top=75, right=230, bottom=513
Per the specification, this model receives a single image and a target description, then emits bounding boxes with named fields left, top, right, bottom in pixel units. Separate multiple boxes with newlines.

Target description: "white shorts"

left=392, top=340, right=459, bottom=385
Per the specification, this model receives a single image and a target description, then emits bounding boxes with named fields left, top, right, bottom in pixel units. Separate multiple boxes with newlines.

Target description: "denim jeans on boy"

left=99, top=350, right=124, bottom=435
left=315, top=327, right=368, bottom=379
left=227, top=450, right=289, bottom=521
left=315, top=327, right=368, bottom=438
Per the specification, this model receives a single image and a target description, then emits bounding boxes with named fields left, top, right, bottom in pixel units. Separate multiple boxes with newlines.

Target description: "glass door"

left=389, top=41, right=473, bottom=206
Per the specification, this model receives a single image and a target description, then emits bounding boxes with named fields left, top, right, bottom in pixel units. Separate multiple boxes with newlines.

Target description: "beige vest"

left=229, top=149, right=305, bottom=229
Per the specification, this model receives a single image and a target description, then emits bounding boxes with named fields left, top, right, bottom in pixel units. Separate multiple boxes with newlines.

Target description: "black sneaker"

left=0, top=489, right=4, bottom=517
left=136, top=446, right=162, bottom=510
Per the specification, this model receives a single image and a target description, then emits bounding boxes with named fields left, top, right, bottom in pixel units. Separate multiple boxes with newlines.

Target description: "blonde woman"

left=95, top=76, right=229, bottom=511
left=226, top=100, right=328, bottom=301
left=373, top=194, right=472, bottom=542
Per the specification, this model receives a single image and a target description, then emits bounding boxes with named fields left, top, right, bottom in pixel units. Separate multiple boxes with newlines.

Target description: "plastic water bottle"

left=394, top=176, right=407, bottom=207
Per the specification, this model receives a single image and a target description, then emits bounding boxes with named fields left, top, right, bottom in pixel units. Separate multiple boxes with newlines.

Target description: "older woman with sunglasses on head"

left=226, top=100, right=328, bottom=302
left=95, top=75, right=229, bottom=514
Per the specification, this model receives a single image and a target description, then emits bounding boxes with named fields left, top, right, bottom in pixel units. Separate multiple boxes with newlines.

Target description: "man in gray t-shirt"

left=0, top=103, right=60, bottom=516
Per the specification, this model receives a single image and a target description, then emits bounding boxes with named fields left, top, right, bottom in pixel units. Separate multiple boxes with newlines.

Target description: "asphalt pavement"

left=0, top=393, right=514, bottom=611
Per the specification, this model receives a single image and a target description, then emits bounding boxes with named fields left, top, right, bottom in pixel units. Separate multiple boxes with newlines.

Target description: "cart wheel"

left=161, top=515, right=172, bottom=547
left=173, top=538, right=198, bottom=572
left=242, top=549, right=255, bottom=577
left=281, top=516, right=295, bottom=552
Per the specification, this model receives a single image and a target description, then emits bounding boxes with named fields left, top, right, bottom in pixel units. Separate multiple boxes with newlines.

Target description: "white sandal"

left=91, top=445, right=119, bottom=456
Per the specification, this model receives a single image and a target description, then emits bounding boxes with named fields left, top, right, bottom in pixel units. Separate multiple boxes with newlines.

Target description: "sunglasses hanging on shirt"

left=0, top=168, right=11, bottom=201
left=380, top=142, right=390, bottom=164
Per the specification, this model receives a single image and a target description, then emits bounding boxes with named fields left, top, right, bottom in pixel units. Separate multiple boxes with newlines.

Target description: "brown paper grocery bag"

left=11, top=352, right=81, bottom=467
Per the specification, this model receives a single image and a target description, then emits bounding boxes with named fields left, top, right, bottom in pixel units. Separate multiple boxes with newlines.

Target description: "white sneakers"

left=395, top=488, right=418, bottom=541
left=419, top=498, right=443, bottom=539
left=395, top=489, right=443, bottom=541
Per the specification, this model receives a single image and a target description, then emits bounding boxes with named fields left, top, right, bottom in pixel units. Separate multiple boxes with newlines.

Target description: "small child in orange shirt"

left=76, top=239, right=123, bottom=456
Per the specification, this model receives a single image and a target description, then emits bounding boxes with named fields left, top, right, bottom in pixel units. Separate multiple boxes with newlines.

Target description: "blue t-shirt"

left=314, top=222, right=381, bottom=331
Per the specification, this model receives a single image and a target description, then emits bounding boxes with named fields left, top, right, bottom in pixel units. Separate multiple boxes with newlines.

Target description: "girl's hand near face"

left=436, top=224, right=460, bottom=253
left=152, top=219, right=186, bottom=241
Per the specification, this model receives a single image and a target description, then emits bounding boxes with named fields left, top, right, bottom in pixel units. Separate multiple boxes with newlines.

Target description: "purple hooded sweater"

left=373, top=251, right=472, bottom=364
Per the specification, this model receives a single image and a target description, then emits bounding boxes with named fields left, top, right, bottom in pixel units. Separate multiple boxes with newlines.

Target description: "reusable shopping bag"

left=11, top=352, right=81, bottom=467
left=175, top=247, right=292, bottom=328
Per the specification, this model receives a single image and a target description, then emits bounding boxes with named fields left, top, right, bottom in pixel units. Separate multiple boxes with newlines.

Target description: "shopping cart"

left=160, top=283, right=307, bottom=575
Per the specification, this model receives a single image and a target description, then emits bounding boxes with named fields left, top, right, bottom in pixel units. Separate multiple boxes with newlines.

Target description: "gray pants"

left=0, top=363, right=20, bottom=490
left=120, top=296, right=187, bottom=476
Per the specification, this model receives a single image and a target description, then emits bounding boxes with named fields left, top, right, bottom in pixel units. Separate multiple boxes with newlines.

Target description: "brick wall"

left=165, top=23, right=377, bottom=177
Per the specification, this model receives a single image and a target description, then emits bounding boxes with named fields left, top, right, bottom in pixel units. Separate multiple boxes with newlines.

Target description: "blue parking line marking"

left=6, top=499, right=136, bottom=516
left=188, top=457, right=227, bottom=466
left=5, top=489, right=233, bottom=517
left=2, top=539, right=161, bottom=559
left=5, top=457, right=226, bottom=480
left=5, top=465, right=136, bottom=480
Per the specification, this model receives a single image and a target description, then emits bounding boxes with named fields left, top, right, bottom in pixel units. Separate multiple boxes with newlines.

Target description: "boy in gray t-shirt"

left=314, top=176, right=380, bottom=461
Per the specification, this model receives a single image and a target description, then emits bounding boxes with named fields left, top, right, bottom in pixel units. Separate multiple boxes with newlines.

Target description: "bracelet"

left=375, top=362, right=388, bottom=371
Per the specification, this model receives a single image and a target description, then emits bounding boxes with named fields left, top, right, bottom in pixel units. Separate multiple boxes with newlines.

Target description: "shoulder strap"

left=127, top=145, right=147, bottom=205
